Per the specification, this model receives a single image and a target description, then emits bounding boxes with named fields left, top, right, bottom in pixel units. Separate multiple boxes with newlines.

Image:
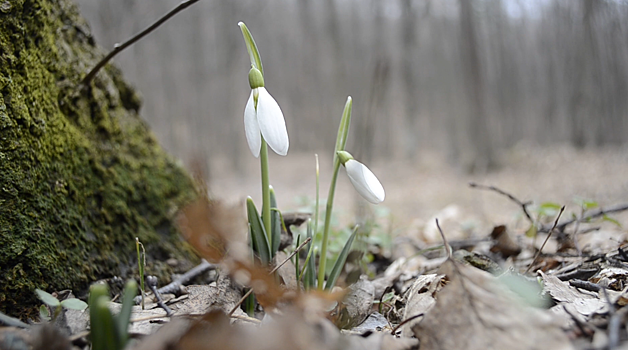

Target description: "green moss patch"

left=0, top=0, right=197, bottom=318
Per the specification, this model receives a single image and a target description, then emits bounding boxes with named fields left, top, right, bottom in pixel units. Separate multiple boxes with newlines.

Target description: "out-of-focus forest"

left=75, top=0, right=628, bottom=176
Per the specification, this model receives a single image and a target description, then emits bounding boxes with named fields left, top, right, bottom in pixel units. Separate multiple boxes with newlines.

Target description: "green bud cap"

left=336, top=150, right=354, bottom=165
left=248, top=67, right=265, bottom=89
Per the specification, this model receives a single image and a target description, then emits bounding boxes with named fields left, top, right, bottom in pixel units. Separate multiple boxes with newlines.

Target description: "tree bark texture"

left=0, top=0, right=198, bottom=318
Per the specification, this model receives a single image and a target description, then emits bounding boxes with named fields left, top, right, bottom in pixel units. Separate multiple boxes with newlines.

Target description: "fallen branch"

left=134, top=259, right=216, bottom=304
left=146, top=276, right=174, bottom=317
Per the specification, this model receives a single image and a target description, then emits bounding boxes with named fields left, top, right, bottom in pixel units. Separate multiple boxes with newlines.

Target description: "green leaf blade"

left=247, top=197, right=272, bottom=265
left=325, top=226, right=359, bottom=290
left=114, top=280, right=137, bottom=347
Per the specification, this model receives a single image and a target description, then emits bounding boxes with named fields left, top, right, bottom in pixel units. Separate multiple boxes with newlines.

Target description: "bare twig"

left=540, top=203, right=628, bottom=233
left=228, top=237, right=312, bottom=316
left=525, top=206, right=565, bottom=274
left=378, top=286, right=393, bottom=315
left=391, top=313, right=424, bottom=334
left=134, top=259, right=216, bottom=304
left=572, top=206, right=585, bottom=255
left=469, top=183, right=534, bottom=224
left=161, top=259, right=216, bottom=294
left=556, top=267, right=599, bottom=281
left=569, top=279, right=601, bottom=292
left=435, top=218, right=452, bottom=259
left=146, top=276, right=174, bottom=317
left=80, top=0, right=200, bottom=87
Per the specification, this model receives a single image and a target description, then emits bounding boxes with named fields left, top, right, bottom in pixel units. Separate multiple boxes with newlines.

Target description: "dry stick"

left=146, top=275, right=174, bottom=317
left=572, top=206, right=585, bottom=255
left=524, top=206, right=565, bottom=274
left=541, top=202, right=628, bottom=233
left=469, top=182, right=534, bottom=224
left=80, top=0, right=200, bottom=87
left=133, top=259, right=216, bottom=304
left=391, top=313, right=424, bottom=335
left=228, top=237, right=312, bottom=317
left=435, top=218, right=452, bottom=259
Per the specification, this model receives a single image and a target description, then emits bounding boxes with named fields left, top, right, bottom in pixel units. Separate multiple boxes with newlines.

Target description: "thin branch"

left=146, top=275, right=174, bottom=317
left=469, top=182, right=534, bottom=224
left=391, top=313, right=424, bottom=334
left=228, top=237, right=312, bottom=316
left=435, top=218, right=452, bottom=259
left=80, top=0, right=200, bottom=87
left=134, top=259, right=216, bottom=304
left=540, top=203, right=628, bottom=233
left=525, top=206, right=565, bottom=274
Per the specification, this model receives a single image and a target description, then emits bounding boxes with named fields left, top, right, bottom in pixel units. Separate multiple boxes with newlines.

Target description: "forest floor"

left=209, top=143, right=628, bottom=243
left=4, top=143, right=628, bottom=350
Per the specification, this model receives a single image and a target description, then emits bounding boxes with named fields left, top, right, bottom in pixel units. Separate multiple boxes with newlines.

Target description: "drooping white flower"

left=244, top=67, right=289, bottom=158
left=337, top=151, right=385, bottom=204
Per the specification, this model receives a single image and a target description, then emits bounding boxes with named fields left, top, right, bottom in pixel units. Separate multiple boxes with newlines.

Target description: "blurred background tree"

left=74, top=0, right=628, bottom=176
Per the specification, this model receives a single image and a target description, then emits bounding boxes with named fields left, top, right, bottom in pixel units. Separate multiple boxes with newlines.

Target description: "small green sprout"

left=88, top=280, right=137, bottom=350
left=36, top=289, right=87, bottom=321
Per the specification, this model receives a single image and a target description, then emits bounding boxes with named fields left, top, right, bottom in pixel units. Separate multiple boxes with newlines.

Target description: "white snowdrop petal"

left=244, top=90, right=261, bottom=158
left=345, top=160, right=385, bottom=204
left=256, top=87, right=289, bottom=156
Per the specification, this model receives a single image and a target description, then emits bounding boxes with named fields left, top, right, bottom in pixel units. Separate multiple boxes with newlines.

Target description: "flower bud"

left=248, top=67, right=265, bottom=89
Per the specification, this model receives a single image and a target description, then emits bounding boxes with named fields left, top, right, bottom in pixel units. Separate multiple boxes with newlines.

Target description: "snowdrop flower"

left=244, top=67, right=289, bottom=158
left=337, top=151, right=385, bottom=204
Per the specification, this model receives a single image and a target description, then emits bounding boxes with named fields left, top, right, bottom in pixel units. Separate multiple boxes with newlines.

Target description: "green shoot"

left=318, top=97, right=352, bottom=290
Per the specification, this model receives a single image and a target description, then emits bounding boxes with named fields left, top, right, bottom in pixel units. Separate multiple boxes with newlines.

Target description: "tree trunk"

left=458, top=0, right=494, bottom=172
left=0, top=0, right=197, bottom=318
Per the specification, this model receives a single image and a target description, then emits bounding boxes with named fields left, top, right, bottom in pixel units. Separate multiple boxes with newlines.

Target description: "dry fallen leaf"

left=332, top=278, right=375, bottom=329
left=177, top=198, right=247, bottom=263
left=541, top=271, right=608, bottom=318
left=137, top=307, right=417, bottom=350
left=413, top=260, right=573, bottom=350
left=401, top=273, right=444, bottom=337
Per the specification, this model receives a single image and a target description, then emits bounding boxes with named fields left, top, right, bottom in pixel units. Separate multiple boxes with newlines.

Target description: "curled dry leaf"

left=540, top=271, right=608, bottom=318
left=413, top=261, right=573, bottom=350
left=332, top=278, right=375, bottom=330
left=177, top=198, right=248, bottom=263
left=274, top=251, right=299, bottom=291
left=400, top=273, right=445, bottom=337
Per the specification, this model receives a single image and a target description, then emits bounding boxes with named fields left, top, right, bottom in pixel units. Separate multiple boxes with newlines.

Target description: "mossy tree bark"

left=0, top=0, right=198, bottom=318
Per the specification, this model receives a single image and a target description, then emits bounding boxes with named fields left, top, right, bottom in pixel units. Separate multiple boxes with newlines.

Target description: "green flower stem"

left=314, top=154, right=320, bottom=252
left=260, top=138, right=272, bottom=246
left=317, top=157, right=342, bottom=289
left=299, top=155, right=320, bottom=285
left=317, top=97, right=352, bottom=290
